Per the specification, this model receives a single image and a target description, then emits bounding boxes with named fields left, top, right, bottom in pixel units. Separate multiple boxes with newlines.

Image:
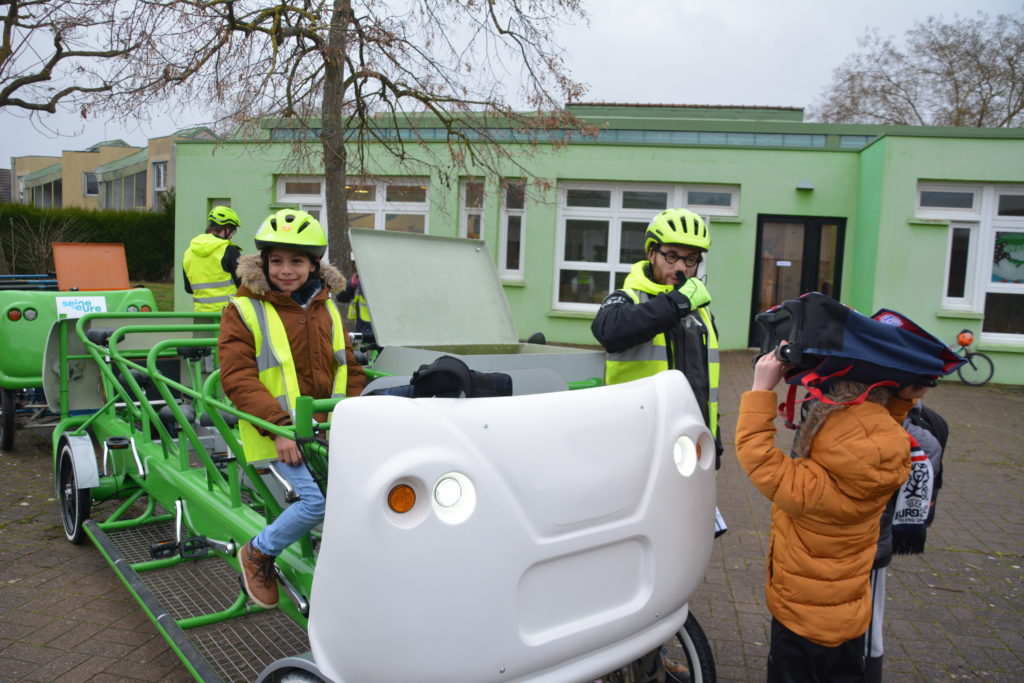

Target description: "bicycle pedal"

left=149, top=539, right=178, bottom=559
left=179, top=536, right=212, bottom=559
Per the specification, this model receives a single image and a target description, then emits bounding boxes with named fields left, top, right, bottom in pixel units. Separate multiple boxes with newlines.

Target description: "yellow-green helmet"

left=644, top=208, right=710, bottom=253
left=208, top=206, right=240, bottom=228
left=254, top=209, right=328, bottom=259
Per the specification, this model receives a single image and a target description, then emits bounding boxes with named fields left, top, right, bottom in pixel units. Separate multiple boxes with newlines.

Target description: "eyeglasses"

left=656, top=249, right=701, bottom=267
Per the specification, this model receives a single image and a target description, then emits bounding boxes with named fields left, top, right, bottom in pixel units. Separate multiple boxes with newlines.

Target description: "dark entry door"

left=748, top=215, right=846, bottom=347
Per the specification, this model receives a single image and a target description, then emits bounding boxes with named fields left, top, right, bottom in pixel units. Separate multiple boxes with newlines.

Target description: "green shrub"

left=0, top=202, right=174, bottom=281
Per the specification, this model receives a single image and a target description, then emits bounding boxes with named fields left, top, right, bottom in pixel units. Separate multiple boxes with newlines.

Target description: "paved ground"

left=0, top=349, right=1021, bottom=681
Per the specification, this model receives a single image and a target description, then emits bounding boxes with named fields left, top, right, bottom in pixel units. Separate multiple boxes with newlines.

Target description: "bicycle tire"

left=957, top=352, right=994, bottom=386
left=663, top=612, right=717, bottom=683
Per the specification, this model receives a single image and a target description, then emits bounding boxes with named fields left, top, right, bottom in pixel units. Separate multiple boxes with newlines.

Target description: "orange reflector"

left=388, top=484, right=416, bottom=513
left=695, top=440, right=702, bottom=460
left=7, top=309, right=21, bottom=321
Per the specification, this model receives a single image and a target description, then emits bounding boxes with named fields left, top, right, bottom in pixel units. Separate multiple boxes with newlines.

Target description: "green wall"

left=173, top=125, right=1024, bottom=384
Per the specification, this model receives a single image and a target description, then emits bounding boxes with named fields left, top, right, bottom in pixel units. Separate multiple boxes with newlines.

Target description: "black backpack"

left=364, top=355, right=513, bottom=398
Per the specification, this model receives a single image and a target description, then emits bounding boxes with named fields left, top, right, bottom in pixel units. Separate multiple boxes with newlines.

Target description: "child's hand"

left=274, top=435, right=303, bottom=466
left=752, top=347, right=787, bottom=391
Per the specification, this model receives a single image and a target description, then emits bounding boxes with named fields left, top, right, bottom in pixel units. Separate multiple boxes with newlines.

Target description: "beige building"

left=12, top=127, right=217, bottom=210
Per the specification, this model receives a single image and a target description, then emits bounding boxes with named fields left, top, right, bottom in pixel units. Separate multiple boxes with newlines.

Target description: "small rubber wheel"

left=58, top=442, right=91, bottom=544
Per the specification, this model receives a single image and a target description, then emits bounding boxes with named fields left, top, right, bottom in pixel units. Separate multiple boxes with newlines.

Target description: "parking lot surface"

left=0, top=349, right=1021, bottom=681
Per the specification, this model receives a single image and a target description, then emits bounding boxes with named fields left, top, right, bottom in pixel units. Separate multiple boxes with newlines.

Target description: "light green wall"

left=174, top=129, right=1024, bottom=384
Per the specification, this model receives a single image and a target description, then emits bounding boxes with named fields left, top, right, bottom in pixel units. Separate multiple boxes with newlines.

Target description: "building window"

left=32, top=180, right=63, bottom=208
left=461, top=179, right=484, bottom=240
left=276, top=176, right=430, bottom=235
left=153, top=162, right=168, bottom=208
left=100, top=171, right=147, bottom=210
left=500, top=181, right=526, bottom=279
left=555, top=182, right=735, bottom=310
left=925, top=183, right=1024, bottom=343
left=83, top=172, right=98, bottom=197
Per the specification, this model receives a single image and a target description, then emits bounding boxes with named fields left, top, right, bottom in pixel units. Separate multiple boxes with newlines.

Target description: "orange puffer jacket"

left=735, top=390, right=913, bottom=647
left=218, top=254, right=366, bottom=431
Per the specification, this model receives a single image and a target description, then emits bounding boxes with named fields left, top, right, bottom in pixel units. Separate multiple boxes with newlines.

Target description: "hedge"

left=0, top=201, right=174, bottom=281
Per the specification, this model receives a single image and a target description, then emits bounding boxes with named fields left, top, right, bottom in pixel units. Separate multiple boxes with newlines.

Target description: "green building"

left=173, top=104, right=1024, bottom=384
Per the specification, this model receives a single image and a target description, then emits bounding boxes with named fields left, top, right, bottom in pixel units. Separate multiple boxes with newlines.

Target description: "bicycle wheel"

left=957, top=352, right=994, bottom=386
left=663, top=612, right=717, bottom=683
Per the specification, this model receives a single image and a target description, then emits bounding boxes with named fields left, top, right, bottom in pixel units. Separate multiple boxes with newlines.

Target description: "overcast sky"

left=2, top=0, right=1020, bottom=165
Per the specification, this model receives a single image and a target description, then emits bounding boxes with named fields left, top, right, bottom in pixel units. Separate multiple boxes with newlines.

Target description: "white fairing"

left=310, top=371, right=716, bottom=683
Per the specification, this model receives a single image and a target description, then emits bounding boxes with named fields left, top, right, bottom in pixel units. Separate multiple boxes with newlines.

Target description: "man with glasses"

left=592, top=207, right=722, bottom=463
left=183, top=206, right=243, bottom=312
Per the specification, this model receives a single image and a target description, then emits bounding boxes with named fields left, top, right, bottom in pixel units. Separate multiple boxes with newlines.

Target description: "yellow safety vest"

left=230, top=296, right=349, bottom=462
left=604, top=289, right=720, bottom=435
left=346, top=292, right=371, bottom=323
left=183, top=234, right=237, bottom=312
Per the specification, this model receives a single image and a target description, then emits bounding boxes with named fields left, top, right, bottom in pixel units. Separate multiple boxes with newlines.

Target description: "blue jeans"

left=251, top=461, right=325, bottom=557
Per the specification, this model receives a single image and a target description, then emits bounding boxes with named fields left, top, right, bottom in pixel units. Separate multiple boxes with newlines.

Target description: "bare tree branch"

left=809, top=8, right=1024, bottom=128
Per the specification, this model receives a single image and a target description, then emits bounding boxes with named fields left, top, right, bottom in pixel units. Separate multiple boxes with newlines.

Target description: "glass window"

left=346, top=184, right=375, bottom=201
left=461, top=179, right=485, bottom=240
left=112, top=178, right=122, bottom=209
left=946, top=226, right=972, bottom=298
left=564, top=219, right=608, bottom=262
left=619, top=221, right=647, bottom=263
left=285, top=180, right=322, bottom=195
left=384, top=213, right=426, bottom=233
left=688, top=190, right=731, bottom=207
left=500, top=180, right=526, bottom=279
left=349, top=213, right=376, bottom=229
left=566, top=189, right=610, bottom=208
left=558, top=269, right=610, bottom=305
left=920, top=190, right=974, bottom=210
left=464, top=181, right=484, bottom=208
left=983, top=293, right=1024, bottom=334
left=998, top=194, right=1024, bottom=217
left=993, top=231, right=1024, bottom=283
left=152, top=162, right=168, bottom=190
left=386, top=184, right=427, bottom=203
left=83, top=172, right=98, bottom=196
left=622, top=191, right=667, bottom=210
left=504, top=215, right=522, bottom=270
left=133, top=171, right=147, bottom=208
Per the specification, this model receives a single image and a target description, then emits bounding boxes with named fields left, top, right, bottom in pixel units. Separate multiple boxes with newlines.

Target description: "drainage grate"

left=142, top=558, right=241, bottom=621
left=189, top=610, right=311, bottom=683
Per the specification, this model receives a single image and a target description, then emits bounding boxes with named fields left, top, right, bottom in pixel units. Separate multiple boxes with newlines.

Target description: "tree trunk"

left=322, top=0, right=353, bottom=275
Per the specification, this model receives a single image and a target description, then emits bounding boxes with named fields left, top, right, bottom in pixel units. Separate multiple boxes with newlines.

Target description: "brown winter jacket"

left=735, top=390, right=913, bottom=647
left=218, top=254, right=366, bottom=431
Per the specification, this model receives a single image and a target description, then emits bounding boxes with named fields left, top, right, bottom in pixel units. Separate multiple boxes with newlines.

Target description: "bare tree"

left=809, top=9, right=1024, bottom=128
left=88, top=0, right=591, bottom=271
left=0, top=0, right=146, bottom=112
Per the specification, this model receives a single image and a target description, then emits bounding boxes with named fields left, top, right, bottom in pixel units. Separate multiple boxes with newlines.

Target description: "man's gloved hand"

left=677, top=275, right=711, bottom=311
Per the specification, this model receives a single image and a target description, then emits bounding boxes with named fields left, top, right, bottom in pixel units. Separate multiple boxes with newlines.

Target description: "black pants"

left=767, top=618, right=866, bottom=683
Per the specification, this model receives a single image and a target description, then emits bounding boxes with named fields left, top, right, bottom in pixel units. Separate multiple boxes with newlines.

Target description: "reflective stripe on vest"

left=347, top=292, right=371, bottom=323
left=605, top=290, right=720, bottom=434
left=183, top=235, right=237, bottom=312
left=231, top=296, right=349, bottom=462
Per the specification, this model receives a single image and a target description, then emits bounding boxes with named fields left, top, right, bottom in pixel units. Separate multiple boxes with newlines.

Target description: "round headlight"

left=23, top=308, right=38, bottom=321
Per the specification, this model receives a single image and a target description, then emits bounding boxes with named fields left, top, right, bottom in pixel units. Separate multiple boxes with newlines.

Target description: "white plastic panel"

left=309, top=371, right=716, bottom=682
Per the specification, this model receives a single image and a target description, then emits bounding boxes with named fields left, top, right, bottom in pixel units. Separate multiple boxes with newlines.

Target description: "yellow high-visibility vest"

left=183, top=234, right=237, bottom=312
left=230, top=296, right=348, bottom=462
left=347, top=292, right=371, bottom=323
left=604, top=289, right=719, bottom=435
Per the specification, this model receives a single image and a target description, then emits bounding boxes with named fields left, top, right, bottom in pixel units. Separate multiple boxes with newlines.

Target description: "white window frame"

left=499, top=180, right=526, bottom=280
left=940, top=221, right=978, bottom=311
left=347, top=178, right=430, bottom=234
left=555, top=182, right=674, bottom=312
left=460, top=178, right=485, bottom=240
left=915, top=183, right=982, bottom=219
left=152, top=162, right=168, bottom=191
left=278, top=176, right=325, bottom=205
left=82, top=172, right=98, bottom=197
left=553, top=181, right=735, bottom=311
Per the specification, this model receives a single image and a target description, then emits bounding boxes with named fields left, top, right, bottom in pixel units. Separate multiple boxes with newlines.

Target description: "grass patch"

left=137, top=281, right=176, bottom=311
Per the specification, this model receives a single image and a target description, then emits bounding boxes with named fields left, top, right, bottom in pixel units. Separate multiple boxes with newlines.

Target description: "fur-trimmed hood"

left=235, top=253, right=345, bottom=297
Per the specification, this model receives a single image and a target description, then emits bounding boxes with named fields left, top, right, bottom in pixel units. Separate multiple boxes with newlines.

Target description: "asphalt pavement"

left=0, top=349, right=1021, bottom=681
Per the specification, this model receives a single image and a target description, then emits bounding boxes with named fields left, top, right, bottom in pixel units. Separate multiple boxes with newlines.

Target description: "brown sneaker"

left=239, top=541, right=279, bottom=608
